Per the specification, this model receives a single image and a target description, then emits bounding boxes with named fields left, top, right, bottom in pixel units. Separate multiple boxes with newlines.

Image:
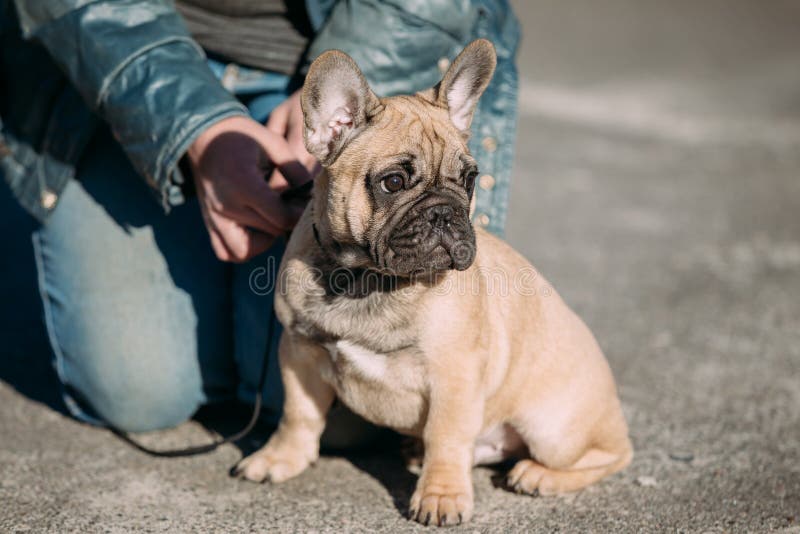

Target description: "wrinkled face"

left=326, top=97, right=478, bottom=275
left=301, top=40, right=496, bottom=277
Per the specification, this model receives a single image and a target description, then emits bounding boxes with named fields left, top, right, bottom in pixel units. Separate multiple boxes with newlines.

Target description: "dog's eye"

left=380, top=174, right=405, bottom=194
left=463, top=169, right=478, bottom=195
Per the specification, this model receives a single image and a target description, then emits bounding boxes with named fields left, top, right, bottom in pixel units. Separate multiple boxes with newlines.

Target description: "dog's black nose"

left=426, top=204, right=454, bottom=228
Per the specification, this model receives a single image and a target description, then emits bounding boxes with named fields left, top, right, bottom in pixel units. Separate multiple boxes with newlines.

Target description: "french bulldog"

left=234, top=39, right=632, bottom=527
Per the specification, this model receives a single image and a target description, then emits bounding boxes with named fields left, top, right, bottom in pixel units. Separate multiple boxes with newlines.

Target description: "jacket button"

left=479, top=174, right=495, bottom=191
left=475, top=213, right=490, bottom=227
left=221, top=64, right=239, bottom=91
left=41, top=189, right=58, bottom=210
left=437, top=57, right=450, bottom=73
left=481, top=136, right=497, bottom=152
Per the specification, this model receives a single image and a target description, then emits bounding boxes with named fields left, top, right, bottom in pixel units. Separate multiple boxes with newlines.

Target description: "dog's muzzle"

left=383, top=194, right=476, bottom=275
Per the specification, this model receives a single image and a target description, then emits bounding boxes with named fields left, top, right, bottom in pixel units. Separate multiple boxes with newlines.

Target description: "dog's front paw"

left=232, top=446, right=313, bottom=484
left=409, top=470, right=473, bottom=527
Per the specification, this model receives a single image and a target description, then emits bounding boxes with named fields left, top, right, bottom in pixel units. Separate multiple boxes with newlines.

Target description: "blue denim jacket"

left=0, top=0, right=519, bottom=236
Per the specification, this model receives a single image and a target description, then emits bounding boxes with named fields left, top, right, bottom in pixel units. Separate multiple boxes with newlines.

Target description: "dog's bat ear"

left=435, top=39, right=497, bottom=132
left=301, top=50, right=380, bottom=166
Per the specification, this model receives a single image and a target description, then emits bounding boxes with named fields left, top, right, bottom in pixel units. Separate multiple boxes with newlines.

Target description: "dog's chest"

left=320, top=339, right=428, bottom=434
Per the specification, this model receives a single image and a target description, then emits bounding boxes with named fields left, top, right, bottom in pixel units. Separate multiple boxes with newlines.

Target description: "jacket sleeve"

left=305, top=0, right=477, bottom=96
left=13, top=0, right=248, bottom=210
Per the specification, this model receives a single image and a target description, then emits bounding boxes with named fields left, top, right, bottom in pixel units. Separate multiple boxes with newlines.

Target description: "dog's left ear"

left=435, top=39, right=497, bottom=132
left=301, top=50, right=381, bottom=166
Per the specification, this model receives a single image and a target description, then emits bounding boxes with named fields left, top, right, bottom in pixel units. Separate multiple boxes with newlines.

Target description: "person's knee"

left=31, top=159, right=233, bottom=433
left=60, top=333, right=205, bottom=433
left=87, top=371, right=203, bottom=433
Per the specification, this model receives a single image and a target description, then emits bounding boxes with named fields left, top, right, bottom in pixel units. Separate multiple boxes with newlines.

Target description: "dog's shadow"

left=333, top=441, right=517, bottom=516
left=127, top=402, right=519, bottom=519
left=339, top=441, right=419, bottom=516
left=191, top=403, right=418, bottom=515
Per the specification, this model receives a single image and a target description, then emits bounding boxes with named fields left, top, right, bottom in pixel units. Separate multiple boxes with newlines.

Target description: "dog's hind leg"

left=506, top=445, right=632, bottom=496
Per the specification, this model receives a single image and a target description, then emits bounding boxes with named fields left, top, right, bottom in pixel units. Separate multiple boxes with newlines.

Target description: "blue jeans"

left=32, top=62, right=294, bottom=432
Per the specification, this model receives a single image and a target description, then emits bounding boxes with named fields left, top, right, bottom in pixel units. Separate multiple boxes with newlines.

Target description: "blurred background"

left=2, top=0, right=799, bottom=531
left=503, top=1, right=800, bottom=529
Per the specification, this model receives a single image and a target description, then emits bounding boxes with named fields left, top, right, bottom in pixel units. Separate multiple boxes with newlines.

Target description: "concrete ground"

left=2, top=1, right=799, bottom=532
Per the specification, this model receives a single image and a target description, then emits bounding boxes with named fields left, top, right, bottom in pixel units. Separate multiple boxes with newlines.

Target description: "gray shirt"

left=175, top=0, right=312, bottom=75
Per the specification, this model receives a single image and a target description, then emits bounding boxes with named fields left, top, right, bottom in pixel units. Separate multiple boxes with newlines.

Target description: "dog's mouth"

left=381, top=195, right=475, bottom=276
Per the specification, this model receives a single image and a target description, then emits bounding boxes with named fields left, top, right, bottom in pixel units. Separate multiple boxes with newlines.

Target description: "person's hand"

left=187, top=115, right=312, bottom=262
left=266, top=89, right=320, bottom=188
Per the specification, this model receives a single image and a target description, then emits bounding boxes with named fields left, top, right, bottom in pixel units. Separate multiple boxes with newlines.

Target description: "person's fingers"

left=266, top=99, right=291, bottom=136
left=263, top=138, right=316, bottom=192
left=250, top=128, right=313, bottom=188
left=252, top=127, right=295, bottom=165
left=216, top=202, right=284, bottom=236
left=217, top=165, right=298, bottom=234
left=286, top=104, right=320, bottom=181
left=288, top=131, right=318, bottom=176
left=267, top=168, right=292, bottom=191
left=246, top=230, right=276, bottom=258
left=214, top=213, right=276, bottom=262
left=241, top=207, right=284, bottom=237
left=196, top=190, right=234, bottom=261
left=208, top=226, right=233, bottom=262
left=268, top=92, right=318, bottom=179
left=278, top=160, right=314, bottom=190
left=210, top=210, right=248, bottom=261
left=247, top=182, right=302, bottom=231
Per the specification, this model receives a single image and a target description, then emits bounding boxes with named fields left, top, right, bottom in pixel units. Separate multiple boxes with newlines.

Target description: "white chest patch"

left=325, top=340, right=391, bottom=382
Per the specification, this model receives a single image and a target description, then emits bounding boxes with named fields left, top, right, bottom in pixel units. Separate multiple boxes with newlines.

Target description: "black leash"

left=110, top=309, right=276, bottom=457
left=109, top=183, right=310, bottom=457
